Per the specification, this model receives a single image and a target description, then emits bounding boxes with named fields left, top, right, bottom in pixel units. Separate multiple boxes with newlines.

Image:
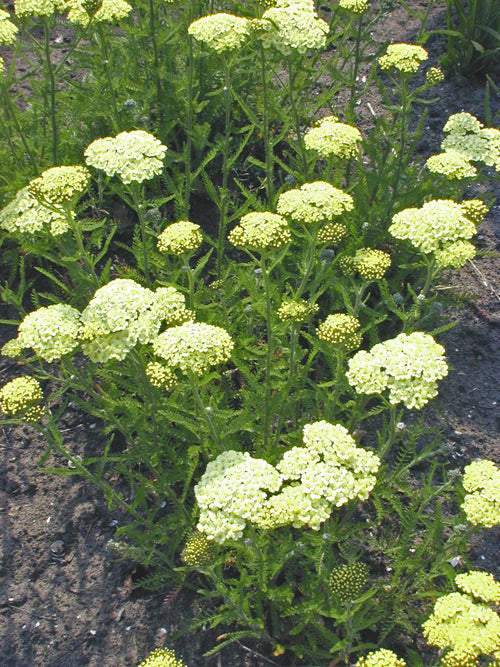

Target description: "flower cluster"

left=442, top=113, right=500, bottom=170
left=338, top=0, right=369, bottom=13
left=304, top=115, right=362, bottom=159
left=0, top=187, right=70, bottom=236
left=14, top=304, right=81, bottom=362
left=188, top=13, right=251, bottom=52
left=460, top=199, right=489, bottom=225
left=426, top=150, right=477, bottom=180
left=0, top=9, right=18, bottom=44
left=462, top=459, right=500, bottom=528
left=261, top=0, right=329, bottom=55
left=14, top=0, right=64, bottom=17
left=80, top=280, right=191, bottom=362
left=378, top=43, right=428, bottom=73
left=346, top=332, right=448, bottom=410
left=434, top=240, right=476, bottom=269
left=145, top=362, right=177, bottom=392
left=277, top=299, right=319, bottom=323
left=426, top=66, right=445, bottom=85
left=28, top=166, right=90, bottom=206
left=389, top=199, right=477, bottom=254
left=180, top=531, right=214, bottom=567
left=84, top=130, right=167, bottom=184
left=455, top=571, right=500, bottom=605
left=351, top=247, right=391, bottom=280
left=152, top=321, right=233, bottom=376
left=329, top=562, right=368, bottom=603
left=355, top=649, right=406, bottom=667
left=138, top=648, right=187, bottom=667
left=316, top=313, right=362, bottom=350
left=317, top=222, right=348, bottom=244
left=277, top=181, right=354, bottom=224
left=157, top=221, right=203, bottom=255
left=228, top=211, right=291, bottom=250
left=0, top=377, right=44, bottom=422
left=65, top=0, right=132, bottom=25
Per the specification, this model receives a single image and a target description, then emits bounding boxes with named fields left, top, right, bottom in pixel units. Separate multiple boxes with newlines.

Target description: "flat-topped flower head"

left=28, top=166, right=90, bottom=206
left=329, top=562, right=369, bottom=603
left=347, top=332, right=448, bottom=410
left=389, top=199, right=477, bottom=254
left=426, top=150, right=477, bottom=179
left=228, top=211, right=291, bottom=250
left=261, top=0, right=329, bottom=55
left=65, top=0, right=131, bottom=25
left=426, top=66, right=445, bottom=86
left=462, top=459, right=500, bottom=528
left=0, top=377, right=44, bottom=422
left=188, top=13, right=251, bottom=52
left=16, top=304, right=80, bottom=362
left=0, top=9, right=18, bottom=44
left=0, top=187, right=70, bottom=236
left=316, top=313, right=361, bottom=349
left=378, top=43, right=428, bottom=73
left=145, top=361, right=177, bottom=392
left=304, top=115, right=362, bottom=159
left=442, top=112, right=500, bottom=169
left=435, top=240, right=476, bottom=268
left=157, top=221, right=202, bottom=255
left=317, top=222, right=347, bottom=244
left=338, top=0, right=369, bottom=13
left=352, top=247, right=391, bottom=280
left=355, top=648, right=406, bottom=667
left=277, top=181, right=354, bottom=224
left=152, top=321, right=233, bottom=375
left=460, top=199, right=489, bottom=225
left=138, top=648, right=187, bottom=667
left=181, top=531, right=214, bottom=567
left=456, top=571, right=500, bottom=605
left=14, top=0, right=65, bottom=16
left=84, top=130, right=167, bottom=184
left=277, top=299, right=319, bottom=323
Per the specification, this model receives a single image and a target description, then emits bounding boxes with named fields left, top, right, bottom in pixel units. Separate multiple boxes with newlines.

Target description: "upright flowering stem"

left=293, top=226, right=319, bottom=299
left=347, top=15, right=364, bottom=118
left=187, top=371, right=223, bottom=452
left=182, top=255, right=196, bottom=309
left=96, top=24, right=121, bottom=132
left=184, top=34, right=195, bottom=217
left=287, top=56, right=309, bottom=180
left=260, top=253, right=274, bottom=453
left=43, top=17, right=58, bottom=163
left=260, top=43, right=275, bottom=205
left=386, top=73, right=410, bottom=222
left=65, top=207, right=100, bottom=290
left=216, top=56, right=233, bottom=279
left=148, top=0, right=164, bottom=126
left=128, top=182, right=151, bottom=286
left=271, top=322, right=298, bottom=448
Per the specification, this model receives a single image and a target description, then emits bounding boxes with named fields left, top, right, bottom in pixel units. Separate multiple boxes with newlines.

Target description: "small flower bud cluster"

left=0, top=187, right=70, bottom=236
left=13, top=304, right=81, bottom=362
left=352, top=247, right=391, bottom=280
left=28, top=166, right=90, bottom=206
left=261, top=0, right=329, bottom=55
left=277, top=181, right=354, bottom=225
left=378, top=43, right=428, bottom=73
left=180, top=531, right=214, bottom=567
left=426, top=66, right=445, bottom=85
left=346, top=332, right=448, bottom=410
left=434, top=240, right=476, bottom=268
left=145, top=362, right=177, bottom=392
left=339, top=0, right=369, bottom=14
left=355, top=648, right=406, bottom=667
left=317, top=222, right=347, bottom=244
left=442, top=113, right=500, bottom=171
left=423, top=571, right=500, bottom=667
left=426, top=150, right=477, bottom=180
left=460, top=199, right=489, bottom=225
left=157, top=221, right=202, bottom=255
left=277, top=299, right=319, bottom=323
left=0, top=377, right=44, bottom=422
left=304, top=115, right=362, bottom=159
left=0, top=9, right=18, bottom=44
left=188, top=13, right=251, bottom=52
left=152, top=321, right=233, bottom=376
left=316, top=313, right=362, bottom=350
left=85, top=130, right=167, bottom=184
left=138, top=647, right=187, bottom=667
left=461, top=459, right=500, bottom=528
left=329, top=562, right=369, bottom=603
left=228, top=212, right=291, bottom=250
left=65, top=0, right=132, bottom=25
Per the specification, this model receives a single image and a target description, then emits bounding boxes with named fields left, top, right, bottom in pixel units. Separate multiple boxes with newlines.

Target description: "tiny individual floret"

left=355, top=648, right=406, bottom=667
left=316, top=313, right=361, bottom=349
left=277, top=181, right=354, bottom=225
left=85, top=130, right=167, bottom=184
left=277, top=299, right=319, bottom=323
left=152, top=321, right=233, bottom=376
left=261, top=0, right=329, bottom=55
left=138, top=647, right=187, bottom=667
left=378, top=43, right=428, bottom=73
left=304, top=115, right=362, bottom=159
left=455, top=571, right=500, bottom=605
left=329, top=562, right=369, bottom=603
left=16, top=304, right=81, bottom=362
left=157, top=221, right=203, bottom=255
left=228, top=211, right=291, bottom=250
left=460, top=199, right=489, bottom=225
left=462, top=459, right=500, bottom=528
left=188, top=13, right=251, bottom=52
left=181, top=531, right=214, bottom=567
left=426, top=66, right=445, bottom=86
left=353, top=248, right=391, bottom=280
left=0, top=9, right=18, bottom=44
left=0, top=377, right=44, bottom=422
left=145, top=362, right=177, bottom=392
left=338, top=0, right=369, bottom=13
left=0, top=187, right=70, bottom=236
left=426, top=150, right=477, bottom=179
left=434, top=240, right=476, bottom=268
left=28, top=166, right=90, bottom=206
left=317, top=222, right=347, bottom=245
left=65, top=0, right=132, bottom=25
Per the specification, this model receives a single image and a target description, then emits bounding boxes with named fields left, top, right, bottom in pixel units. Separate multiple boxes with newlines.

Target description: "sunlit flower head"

left=426, top=66, right=444, bottom=86
left=317, top=222, right=348, bottom=244
left=138, top=647, right=187, bottom=667
left=0, top=187, right=71, bottom=236
left=352, top=247, right=391, bottom=280
left=277, top=181, right=354, bottom=224
left=261, top=0, right=329, bottom=55
left=316, top=313, right=362, bottom=350
left=28, top=166, right=90, bottom=206
left=0, top=9, right=18, bottom=44
left=304, top=115, right=362, bottom=159
left=460, top=199, right=489, bottom=225
left=188, top=13, right=251, bottom=52
left=338, top=0, right=369, bottom=13
left=145, top=361, right=177, bottom=391
left=434, top=240, right=476, bottom=268
left=16, top=304, right=80, bottom=362
left=181, top=531, right=214, bottom=567
left=378, top=43, right=428, bottom=73
left=0, top=376, right=44, bottom=422
left=84, top=130, right=167, bottom=184
left=157, top=221, right=202, bottom=255
left=426, top=150, right=477, bottom=179
left=14, top=0, right=65, bottom=17
left=228, top=211, right=291, bottom=250
left=355, top=648, right=406, bottom=667
left=65, top=0, right=132, bottom=25
left=455, top=571, right=500, bottom=605
left=442, top=112, right=500, bottom=169
left=462, top=459, right=500, bottom=528
left=277, top=299, right=319, bottom=323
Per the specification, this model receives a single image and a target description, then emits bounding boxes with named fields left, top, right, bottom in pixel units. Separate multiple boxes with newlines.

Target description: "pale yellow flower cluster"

left=277, top=181, right=354, bottom=224
left=378, top=43, right=428, bottom=73
left=462, top=459, right=500, bottom=528
left=28, top=166, right=90, bottom=206
left=277, top=299, right=319, bottom=323
left=228, top=211, right=291, bottom=250
left=180, top=531, right=214, bottom=567
left=14, top=304, right=80, bottom=362
left=145, top=361, right=177, bottom=392
left=14, top=0, right=65, bottom=17
left=316, top=313, right=362, bottom=350
left=304, top=115, right=362, bottom=159
left=426, top=66, right=445, bottom=86
left=157, top=221, right=203, bottom=255
left=442, top=113, right=500, bottom=171
left=351, top=247, right=391, bottom=280
left=355, top=648, right=406, bottom=667
left=0, top=187, right=70, bottom=235
left=138, top=648, right=187, bottom=667
left=84, top=130, right=167, bottom=184
left=338, top=0, right=369, bottom=13
left=460, top=199, right=489, bottom=225
left=426, top=150, right=477, bottom=180
left=65, top=0, right=132, bottom=25
left=188, top=13, right=251, bottom=52
left=317, top=222, right=348, bottom=244
left=455, top=572, right=500, bottom=605
left=434, top=240, right=476, bottom=269
left=0, top=9, right=18, bottom=44
left=346, top=332, right=448, bottom=410
left=0, top=376, right=44, bottom=422
left=261, top=0, right=329, bottom=55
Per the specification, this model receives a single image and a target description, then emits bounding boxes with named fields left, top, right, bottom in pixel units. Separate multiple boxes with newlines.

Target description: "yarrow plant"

left=378, top=43, right=429, bottom=73
left=0, top=377, right=44, bottom=422
left=304, top=115, right=363, bottom=159
left=355, top=649, right=406, bottom=667
left=461, top=460, right=500, bottom=528
left=277, top=181, right=354, bottom=224
left=228, top=211, right=291, bottom=250
left=157, top=221, right=203, bottom=256
left=188, top=13, right=251, bottom=53
left=137, top=648, right=187, bottom=667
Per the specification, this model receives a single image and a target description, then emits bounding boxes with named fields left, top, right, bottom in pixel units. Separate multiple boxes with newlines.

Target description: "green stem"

left=347, top=15, right=364, bottom=119
left=148, top=0, right=164, bottom=125
left=271, top=323, right=298, bottom=448
left=292, top=226, right=319, bottom=300
left=386, top=73, right=410, bottom=222
left=328, top=345, right=345, bottom=419
left=188, top=371, right=223, bottom=451
left=183, top=254, right=195, bottom=309
left=260, top=254, right=274, bottom=454
left=129, top=183, right=151, bottom=286
left=43, top=18, right=58, bottom=163
left=287, top=56, right=309, bottom=180
left=66, top=206, right=100, bottom=289
left=97, top=24, right=121, bottom=132
left=260, top=43, right=274, bottom=205
left=184, top=35, right=195, bottom=216
left=216, top=56, right=232, bottom=279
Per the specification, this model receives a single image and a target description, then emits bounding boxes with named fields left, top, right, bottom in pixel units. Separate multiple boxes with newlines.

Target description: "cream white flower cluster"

left=80, top=280, right=192, bottom=362
left=426, top=66, right=445, bottom=86
left=351, top=247, right=391, bottom=280
left=434, top=240, right=476, bottom=269
left=188, top=13, right=251, bottom=52
left=157, top=221, right=203, bottom=255
left=228, top=211, right=291, bottom=250
left=145, top=361, right=177, bottom=392
left=277, top=181, right=354, bottom=224
left=65, top=0, right=132, bottom=25
left=0, top=376, right=44, bottom=422
left=378, top=43, right=428, bottom=73
left=355, top=648, right=406, bottom=667
left=423, top=571, right=500, bottom=667
left=426, top=149, right=477, bottom=180
left=14, top=0, right=65, bottom=17
left=28, top=166, right=90, bottom=206
left=261, top=0, right=329, bottom=55
left=317, top=221, right=348, bottom=244
left=195, top=421, right=380, bottom=543
left=338, top=0, right=369, bottom=13
left=84, top=130, right=167, bottom=184
left=277, top=299, right=319, bottom=323
left=316, top=313, right=362, bottom=350
left=0, top=187, right=70, bottom=235
left=462, top=459, right=500, bottom=528
left=152, top=321, right=234, bottom=376
left=346, top=332, right=448, bottom=410
left=442, top=112, right=500, bottom=171
left=15, top=304, right=80, bottom=362
left=138, top=647, right=187, bottom=667
left=0, top=9, right=18, bottom=44
left=304, top=115, right=362, bottom=159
